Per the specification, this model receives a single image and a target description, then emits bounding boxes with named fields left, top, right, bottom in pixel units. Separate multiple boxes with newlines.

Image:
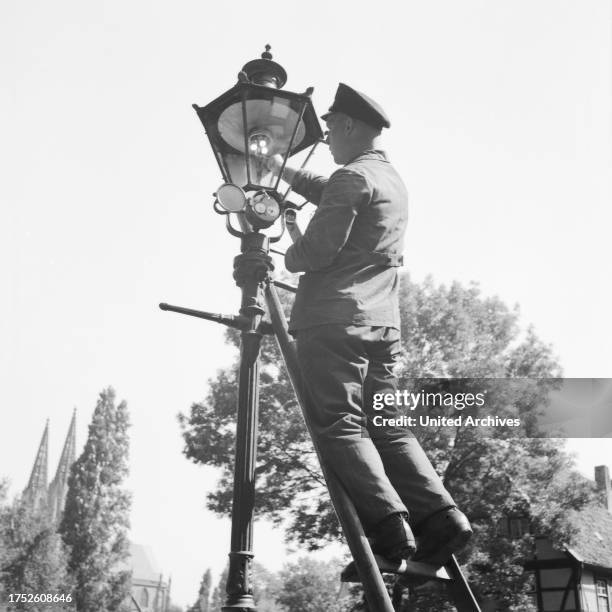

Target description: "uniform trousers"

left=296, top=323, right=455, bottom=532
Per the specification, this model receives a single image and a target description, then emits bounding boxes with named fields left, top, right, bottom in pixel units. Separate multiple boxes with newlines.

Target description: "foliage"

left=187, top=568, right=212, bottom=612
left=253, top=561, right=284, bottom=612
left=208, top=557, right=358, bottom=612
left=0, top=479, right=10, bottom=597
left=179, top=275, right=596, bottom=609
left=0, top=493, right=71, bottom=610
left=60, top=387, right=132, bottom=612
left=209, top=565, right=228, bottom=611
left=276, top=557, right=357, bottom=612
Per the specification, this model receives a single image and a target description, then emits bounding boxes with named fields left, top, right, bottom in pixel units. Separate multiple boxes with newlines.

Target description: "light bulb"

left=248, top=132, right=272, bottom=157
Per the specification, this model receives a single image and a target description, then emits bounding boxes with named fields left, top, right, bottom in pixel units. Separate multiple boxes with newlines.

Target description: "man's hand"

left=265, top=154, right=298, bottom=185
left=265, top=153, right=284, bottom=175
left=284, top=209, right=302, bottom=243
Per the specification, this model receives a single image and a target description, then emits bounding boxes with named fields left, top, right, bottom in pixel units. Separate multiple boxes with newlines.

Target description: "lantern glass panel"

left=194, top=77, right=323, bottom=192
left=217, top=91, right=305, bottom=190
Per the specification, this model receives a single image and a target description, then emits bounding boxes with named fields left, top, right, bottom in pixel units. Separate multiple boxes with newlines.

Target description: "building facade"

left=524, top=466, right=612, bottom=612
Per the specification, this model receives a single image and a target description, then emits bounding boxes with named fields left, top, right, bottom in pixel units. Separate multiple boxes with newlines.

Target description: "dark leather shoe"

left=369, top=512, right=416, bottom=562
left=413, top=507, right=472, bottom=567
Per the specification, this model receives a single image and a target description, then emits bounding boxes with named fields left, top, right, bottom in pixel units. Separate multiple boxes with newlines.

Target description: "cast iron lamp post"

left=191, top=46, right=322, bottom=611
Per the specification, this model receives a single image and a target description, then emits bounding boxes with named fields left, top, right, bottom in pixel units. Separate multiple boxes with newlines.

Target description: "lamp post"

left=191, top=47, right=322, bottom=611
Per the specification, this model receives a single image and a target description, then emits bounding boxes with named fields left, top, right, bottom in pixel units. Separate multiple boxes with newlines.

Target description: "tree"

left=179, top=276, right=595, bottom=609
left=208, top=558, right=356, bottom=612
left=60, top=387, right=132, bottom=612
left=0, top=479, right=11, bottom=599
left=0, top=486, right=71, bottom=610
left=276, top=557, right=357, bottom=612
left=209, top=565, right=228, bottom=611
left=252, top=561, right=284, bottom=612
left=188, top=568, right=212, bottom=612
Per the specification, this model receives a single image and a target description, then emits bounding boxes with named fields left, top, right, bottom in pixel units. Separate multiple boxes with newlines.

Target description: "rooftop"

left=567, top=504, right=612, bottom=569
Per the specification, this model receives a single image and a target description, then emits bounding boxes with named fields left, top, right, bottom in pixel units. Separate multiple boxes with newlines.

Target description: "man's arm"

left=270, top=155, right=328, bottom=206
left=285, top=169, right=371, bottom=273
left=288, top=169, right=328, bottom=206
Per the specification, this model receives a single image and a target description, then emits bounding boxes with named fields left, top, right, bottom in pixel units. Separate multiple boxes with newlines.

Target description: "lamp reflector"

left=216, top=183, right=247, bottom=212
left=218, top=99, right=306, bottom=155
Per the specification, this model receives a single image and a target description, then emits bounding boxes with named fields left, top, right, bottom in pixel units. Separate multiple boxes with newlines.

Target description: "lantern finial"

left=241, top=46, right=287, bottom=89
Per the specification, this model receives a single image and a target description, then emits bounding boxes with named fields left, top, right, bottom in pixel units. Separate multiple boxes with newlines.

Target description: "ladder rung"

left=341, top=554, right=451, bottom=583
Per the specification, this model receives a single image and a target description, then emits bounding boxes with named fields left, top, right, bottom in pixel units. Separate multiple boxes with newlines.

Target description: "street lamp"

left=191, top=47, right=322, bottom=611
left=193, top=44, right=322, bottom=231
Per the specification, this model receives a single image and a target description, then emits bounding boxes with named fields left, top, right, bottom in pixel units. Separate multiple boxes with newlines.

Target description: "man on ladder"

left=272, top=82, right=473, bottom=571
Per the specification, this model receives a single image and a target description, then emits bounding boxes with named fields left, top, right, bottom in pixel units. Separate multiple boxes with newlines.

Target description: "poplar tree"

left=60, top=387, right=131, bottom=612
left=209, top=565, right=228, bottom=611
left=188, top=568, right=212, bottom=612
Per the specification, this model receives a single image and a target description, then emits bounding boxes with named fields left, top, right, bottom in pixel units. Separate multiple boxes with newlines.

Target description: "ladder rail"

left=447, top=555, right=482, bottom=612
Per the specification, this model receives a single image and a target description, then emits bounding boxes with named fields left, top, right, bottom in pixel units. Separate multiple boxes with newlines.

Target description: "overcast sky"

left=2, top=0, right=611, bottom=606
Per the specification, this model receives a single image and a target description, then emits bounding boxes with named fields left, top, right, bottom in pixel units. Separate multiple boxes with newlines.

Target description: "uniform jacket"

left=285, top=149, right=408, bottom=332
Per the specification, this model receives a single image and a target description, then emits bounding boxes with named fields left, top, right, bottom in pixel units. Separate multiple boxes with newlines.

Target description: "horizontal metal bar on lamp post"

left=158, top=302, right=273, bottom=334
left=271, top=279, right=297, bottom=294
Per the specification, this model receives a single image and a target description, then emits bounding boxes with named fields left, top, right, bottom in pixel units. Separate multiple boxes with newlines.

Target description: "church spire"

left=23, top=420, right=49, bottom=510
left=48, top=409, right=77, bottom=523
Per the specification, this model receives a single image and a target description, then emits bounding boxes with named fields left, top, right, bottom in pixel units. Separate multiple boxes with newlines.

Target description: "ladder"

left=266, top=280, right=481, bottom=612
left=342, top=554, right=481, bottom=611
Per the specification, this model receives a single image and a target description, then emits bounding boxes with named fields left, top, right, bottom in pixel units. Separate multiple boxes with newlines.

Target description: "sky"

left=1, top=0, right=611, bottom=607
